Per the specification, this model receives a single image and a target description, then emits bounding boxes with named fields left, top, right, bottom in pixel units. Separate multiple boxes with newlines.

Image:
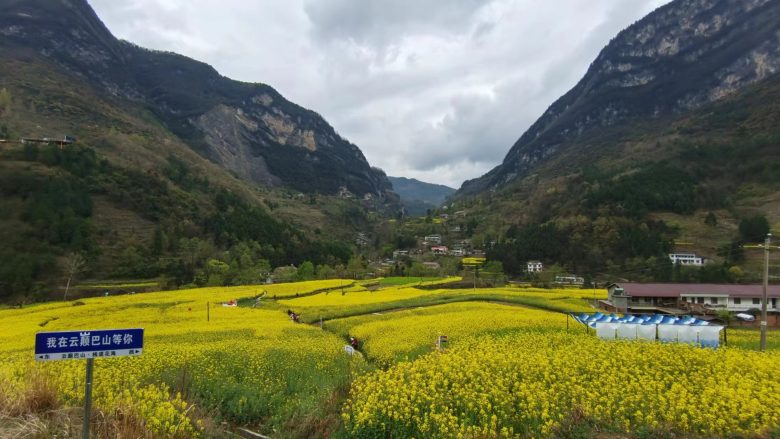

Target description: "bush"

left=739, top=215, right=770, bottom=243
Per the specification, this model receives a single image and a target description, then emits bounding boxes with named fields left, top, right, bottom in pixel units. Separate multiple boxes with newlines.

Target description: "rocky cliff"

left=0, top=0, right=393, bottom=197
left=459, top=0, right=780, bottom=195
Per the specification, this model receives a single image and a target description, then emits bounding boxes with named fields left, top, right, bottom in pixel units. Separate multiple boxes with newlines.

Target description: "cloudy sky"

left=89, top=0, right=671, bottom=188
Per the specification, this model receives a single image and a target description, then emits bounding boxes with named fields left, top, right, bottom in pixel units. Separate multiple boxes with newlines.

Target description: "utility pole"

left=760, top=233, right=771, bottom=351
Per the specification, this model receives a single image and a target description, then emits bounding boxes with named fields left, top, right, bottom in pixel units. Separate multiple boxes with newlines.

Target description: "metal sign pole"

left=83, top=357, right=94, bottom=439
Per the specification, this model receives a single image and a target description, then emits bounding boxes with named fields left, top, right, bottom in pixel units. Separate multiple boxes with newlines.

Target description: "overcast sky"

left=89, top=0, right=671, bottom=188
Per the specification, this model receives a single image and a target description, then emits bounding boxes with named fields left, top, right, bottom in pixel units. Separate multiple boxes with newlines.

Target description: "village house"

left=431, top=245, right=448, bottom=255
left=604, top=283, right=780, bottom=325
left=354, top=232, right=370, bottom=247
left=424, top=235, right=442, bottom=245
left=527, top=261, right=543, bottom=273
left=669, top=253, right=705, bottom=266
left=422, top=261, right=441, bottom=270
left=555, top=275, right=584, bottom=285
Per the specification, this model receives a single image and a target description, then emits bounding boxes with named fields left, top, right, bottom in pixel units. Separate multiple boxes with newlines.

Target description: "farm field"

left=0, top=278, right=778, bottom=438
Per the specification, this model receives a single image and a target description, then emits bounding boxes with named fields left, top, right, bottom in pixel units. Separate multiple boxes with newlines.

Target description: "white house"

left=527, top=261, right=543, bottom=273
left=669, top=253, right=705, bottom=266
left=555, top=275, right=584, bottom=285
left=424, top=235, right=442, bottom=245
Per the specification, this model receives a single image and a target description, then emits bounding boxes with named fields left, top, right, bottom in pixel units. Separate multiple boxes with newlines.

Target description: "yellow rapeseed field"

left=0, top=280, right=361, bottom=436
left=2, top=278, right=777, bottom=438
left=327, top=302, right=570, bottom=365
left=343, top=331, right=780, bottom=437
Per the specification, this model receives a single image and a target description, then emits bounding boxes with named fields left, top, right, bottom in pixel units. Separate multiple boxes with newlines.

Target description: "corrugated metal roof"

left=615, top=283, right=780, bottom=298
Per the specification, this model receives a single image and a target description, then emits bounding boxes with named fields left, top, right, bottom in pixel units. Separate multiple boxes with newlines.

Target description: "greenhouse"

left=572, top=312, right=724, bottom=347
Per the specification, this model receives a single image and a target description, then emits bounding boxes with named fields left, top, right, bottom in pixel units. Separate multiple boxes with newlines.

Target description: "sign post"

left=35, top=328, right=144, bottom=438
left=83, top=358, right=93, bottom=439
left=437, top=335, right=448, bottom=350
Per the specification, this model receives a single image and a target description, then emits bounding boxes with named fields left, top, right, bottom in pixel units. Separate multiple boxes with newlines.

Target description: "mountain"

left=459, top=0, right=780, bottom=195
left=447, top=0, right=780, bottom=282
left=0, top=0, right=393, bottom=198
left=388, top=176, right=455, bottom=216
left=0, top=0, right=396, bottom=300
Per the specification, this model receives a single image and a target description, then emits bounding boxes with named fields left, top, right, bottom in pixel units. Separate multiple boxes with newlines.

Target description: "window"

left=734, top=298, right=741, bottom=305
left=711, top=298, right=718, bottom=305
left=753, top=298, right=760, bottom=305
left=697, top=297, right=704, bottom=304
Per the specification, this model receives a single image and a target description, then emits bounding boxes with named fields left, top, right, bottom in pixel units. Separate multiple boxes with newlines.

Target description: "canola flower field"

left=281, top=284, right=600, bottom=322
left=1, top=278, right=779, bottom=438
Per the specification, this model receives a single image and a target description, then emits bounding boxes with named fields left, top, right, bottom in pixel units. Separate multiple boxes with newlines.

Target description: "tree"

left=728, top=266, right=744, bottom=282
left=205, top=259, right=230, bottom=286
left=347, top=255, right=366, bottom=279
left=63, top=252, right=87, bottom=300
left=715, top=309, right=732, bottom=327
left=297, top=261, right=315, bottom=280
left=482, top=260, right=505, bottom=284
left=739, top=215, right=770, bottom=243
left=316, top=264, right=336, bottom=279
left=718, top=240, right=744, bottom=265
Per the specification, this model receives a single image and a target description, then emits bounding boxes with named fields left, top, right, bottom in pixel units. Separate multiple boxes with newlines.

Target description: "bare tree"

left=63, top=252, right=86, bottom=301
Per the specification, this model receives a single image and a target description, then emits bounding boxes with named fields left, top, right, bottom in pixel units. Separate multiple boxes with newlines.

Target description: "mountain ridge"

left=387, top=176, right=455, bottom=216
left=0, top=0, right=394, bottom=198
left=459, top=0, right=780, bottom=196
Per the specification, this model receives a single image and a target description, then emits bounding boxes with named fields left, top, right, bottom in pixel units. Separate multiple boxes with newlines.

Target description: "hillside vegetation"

left=452, top=74, right=780, bottom=283
left=0, top=77, right=376, bottom=303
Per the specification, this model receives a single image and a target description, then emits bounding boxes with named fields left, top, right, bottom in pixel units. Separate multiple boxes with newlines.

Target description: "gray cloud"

left=89, top=0, right=671, bottom=188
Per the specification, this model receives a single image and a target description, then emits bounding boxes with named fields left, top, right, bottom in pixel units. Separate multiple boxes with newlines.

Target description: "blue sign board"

left=35, top=328, right=143, bottom=361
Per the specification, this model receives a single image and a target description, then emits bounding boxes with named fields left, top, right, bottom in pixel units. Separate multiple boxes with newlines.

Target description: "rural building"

left=354, top=232, right=370, bottom=247
left=451, top=248, right=466, bottom=256
left=392, top=250, right=409, bottom=260
left=527, top=261, right=543, bottom=273
left=669, top=253, right=705, bottom=266
left=431, top=246, right=448, bottom=255
left=424, top=235, right=442, bottom=245
left=604, top=283, right=780, bottom=325
left=555, top=275, right=584, bottom=285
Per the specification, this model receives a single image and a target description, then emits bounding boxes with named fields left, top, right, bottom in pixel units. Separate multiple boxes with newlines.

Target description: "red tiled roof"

left=614, top=283, right=780, bottom=298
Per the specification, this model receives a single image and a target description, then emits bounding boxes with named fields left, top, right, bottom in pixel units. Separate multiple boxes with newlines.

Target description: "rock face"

left=0, top=0, right=393, bottom=197
left=459, top=0, right=780, bottom=195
